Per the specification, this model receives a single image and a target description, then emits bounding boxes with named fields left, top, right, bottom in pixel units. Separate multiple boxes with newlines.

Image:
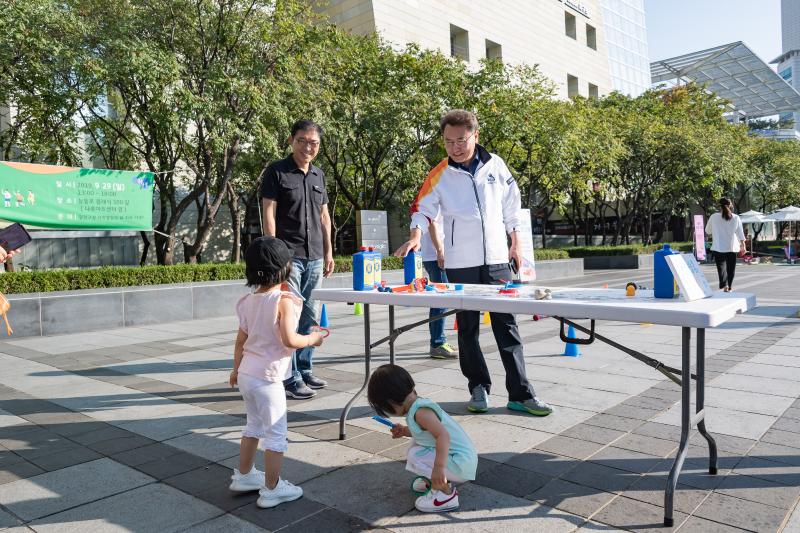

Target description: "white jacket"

left=409, top=146, right=520, bottom=269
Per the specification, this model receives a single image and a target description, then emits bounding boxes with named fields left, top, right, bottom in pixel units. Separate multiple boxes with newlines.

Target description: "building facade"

left=316, top=0, right=616, bottom=99
left=773, top=0, right=800, bottom=130
left=598, top=0, right=650, bottom=95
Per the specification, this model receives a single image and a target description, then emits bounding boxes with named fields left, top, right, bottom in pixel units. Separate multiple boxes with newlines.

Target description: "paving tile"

left=562, top=462, right=639, bottom=494
left=0, top=460, right=45, bottom=485
left=300, top=456, right=416, bottom=526
left=604, top=404, right=662, bottom=421
left=110, top=442, right=184, bottom=467
left=28, top=483, right=221, bottom=532
left=0, top=508, right=21, bottom=529
left=474, top=462, right=552, bottom=498
left=633, top=422, right=681, bottom=441
left=386, top=482, right=584, bottom=532
left=612, top=434, right=677, bottom=457
left=675, top=516, right=748, bottom=532
left=693, top=492, right=788, bottom=532
left=624, top=474, right=709, bottom=514
left=592, top=495, right=687, bottom=532
left=772, top=416, right=800, bottom=434
left=181, top=514, right=267, bottom=533
left=733, top=455, right=800, bottom=485
left=534, top=435, right=605, bottom=461
left=760, top=428, right=800, bottom=449
left=26, top=446, right=103, bottom=471
left=560, top=423, right=627, bottom=445
left=527, top=478, right=616, bottom=518
left=286, top=506, right=379, bottom=533
left=505, top=450, right=579, bottom=478
left=0, top=458, right=153, bottom=520
left=748, top=441, right=800, bottom=467
left=134, top=452, right=211, bottom=480
left=87, top=434, right=156, bottom=455
left=589, top=446, right=663, bottom=474
left=583, top=413, right=643, bottom=432
left=163, top=463, right=232, bottom=496
left=716, top=472, right=800, bottom=509
left=340, top=430, right=403, bottom=455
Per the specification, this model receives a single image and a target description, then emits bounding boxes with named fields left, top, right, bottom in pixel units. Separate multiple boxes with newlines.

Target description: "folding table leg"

left=695, top=328, right=718, bottom=474
left=339, top=304, right=370, bottom=440
left=389, top=305, right=395, bottom=365
left=664, top=327, right=691, bottom=527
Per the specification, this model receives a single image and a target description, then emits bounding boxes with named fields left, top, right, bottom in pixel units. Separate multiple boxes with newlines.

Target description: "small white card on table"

left=665, top=253, right=714, bottom=301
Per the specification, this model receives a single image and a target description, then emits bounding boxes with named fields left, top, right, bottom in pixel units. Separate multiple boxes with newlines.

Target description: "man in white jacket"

left=395, top=109, right=552, bottom=417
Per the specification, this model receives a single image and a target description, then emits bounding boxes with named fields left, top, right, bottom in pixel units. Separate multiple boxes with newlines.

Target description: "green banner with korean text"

left=0, top=161, right=154, bottom=230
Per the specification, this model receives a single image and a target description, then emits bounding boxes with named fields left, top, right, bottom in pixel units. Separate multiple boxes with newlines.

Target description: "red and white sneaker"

left=415, top=486, right=459, bottom=513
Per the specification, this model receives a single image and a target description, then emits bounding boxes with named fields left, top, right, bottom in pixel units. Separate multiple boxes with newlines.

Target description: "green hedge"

left=0, top=245, right=677, bottom=294
left=556, top=242, right=694, bottom=258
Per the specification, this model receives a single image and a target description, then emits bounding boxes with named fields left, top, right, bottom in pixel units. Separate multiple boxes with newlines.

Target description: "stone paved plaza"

left=1, top=264, right=800, bottom=532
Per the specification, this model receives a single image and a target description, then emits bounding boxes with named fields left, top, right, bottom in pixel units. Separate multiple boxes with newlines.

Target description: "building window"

left=586, top=24, right=597, bottom=50
left=485, top=39, right=502, bottom=61
left=565, top=12, right=576, bottom=40
left=588, top=83, right=599, bottom=99
left=781, top=67, right=792, bottom=82
left=567, top=74, right=579, bottom=97
left=450, top=24, right=469, bottom=61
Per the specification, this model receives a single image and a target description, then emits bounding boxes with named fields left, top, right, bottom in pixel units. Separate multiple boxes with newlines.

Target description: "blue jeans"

left=423, top=260, right=448, bottom=348
left=284, top=258, right=323, bottom=385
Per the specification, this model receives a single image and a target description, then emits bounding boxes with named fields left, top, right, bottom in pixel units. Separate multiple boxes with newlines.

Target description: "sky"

left=644, top=0, right=782, bottom=64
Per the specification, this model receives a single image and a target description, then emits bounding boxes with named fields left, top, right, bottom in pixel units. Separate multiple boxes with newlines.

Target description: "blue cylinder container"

left=654, top=244, right=678, bottom=299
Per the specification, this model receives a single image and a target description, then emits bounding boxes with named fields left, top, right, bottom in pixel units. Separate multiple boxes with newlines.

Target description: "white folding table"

left=313, top=284, right=756, bottom=526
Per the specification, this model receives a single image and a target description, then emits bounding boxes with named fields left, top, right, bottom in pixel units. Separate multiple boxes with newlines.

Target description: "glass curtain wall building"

left=599, top=0, right=650, bottom=96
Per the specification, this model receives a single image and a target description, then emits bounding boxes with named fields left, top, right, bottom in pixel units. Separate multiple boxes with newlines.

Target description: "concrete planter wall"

left=7, top=259, right=583, bottom=338
left=583, top=254, right=653, bottom=270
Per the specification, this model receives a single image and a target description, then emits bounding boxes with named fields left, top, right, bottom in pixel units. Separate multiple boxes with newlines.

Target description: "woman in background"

left=705, top=198, right=746, bottom=292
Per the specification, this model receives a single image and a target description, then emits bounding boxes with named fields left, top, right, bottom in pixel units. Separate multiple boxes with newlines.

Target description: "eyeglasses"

left=294, top=138, right=320, bottom=148
left=443, top=132, right=475, bottom=148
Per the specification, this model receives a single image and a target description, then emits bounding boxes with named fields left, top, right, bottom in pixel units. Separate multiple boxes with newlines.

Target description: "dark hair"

left=291, top=119, right=323, bottom=138
left=439, top=109, right=478, bottom=134
left=244, top=237, right=293, bottom=288
left=719, top=197, right=733, bottom=221
left=367, top=364, right=415, bottom=417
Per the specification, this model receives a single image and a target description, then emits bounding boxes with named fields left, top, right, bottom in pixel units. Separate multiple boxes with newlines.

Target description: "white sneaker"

left=415, top=486, right=459, bottom=513
left=229, top=467, right=264, bottom=492
left=257, top=478, right=303, bottom=508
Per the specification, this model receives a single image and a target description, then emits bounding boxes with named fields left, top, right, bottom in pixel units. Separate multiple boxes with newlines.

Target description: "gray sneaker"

left=507, top=397, right=553, bottom=417
left=430, top=342, right=458, bottom=359
left=468, top=385, right=489, bottom=413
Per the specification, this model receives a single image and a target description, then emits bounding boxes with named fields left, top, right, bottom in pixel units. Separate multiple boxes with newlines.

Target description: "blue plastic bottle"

left=654, top=244, right=678, bottom=298
left=352, top=246, right=371, bottom=291
left=369, top=247, right=382, bottom=287
left=404, top=250, right=424, bottom=284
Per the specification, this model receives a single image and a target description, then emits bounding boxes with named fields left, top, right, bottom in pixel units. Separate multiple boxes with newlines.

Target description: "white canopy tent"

left=764, top=206, right=800, bottom=262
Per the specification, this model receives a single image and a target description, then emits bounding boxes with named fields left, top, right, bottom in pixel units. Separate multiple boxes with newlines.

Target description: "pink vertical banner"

left=694, top=214, right=706, bottom=261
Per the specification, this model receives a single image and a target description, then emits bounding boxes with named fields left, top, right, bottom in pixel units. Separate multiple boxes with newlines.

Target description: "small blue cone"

left=563, top=325, right=581, bottom=357
left=319, top=304, right=329, bottom=328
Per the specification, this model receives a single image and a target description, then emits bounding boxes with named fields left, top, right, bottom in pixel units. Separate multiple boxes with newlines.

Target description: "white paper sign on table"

left=665, top=253, right=714, bottom=301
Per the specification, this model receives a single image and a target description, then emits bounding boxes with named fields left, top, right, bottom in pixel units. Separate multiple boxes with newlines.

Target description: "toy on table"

left=372, top=415, right=396, bottom=428
left=534, top=288, right=552, bottom=300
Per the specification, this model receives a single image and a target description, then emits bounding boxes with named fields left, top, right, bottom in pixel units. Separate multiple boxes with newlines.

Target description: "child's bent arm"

left=278, top=298, right=322, bottom=349
left=414, top=407, right=451, bottom=488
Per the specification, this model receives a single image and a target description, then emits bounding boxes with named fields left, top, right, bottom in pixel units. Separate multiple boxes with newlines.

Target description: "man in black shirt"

left=262, top=120, right=334, bottom=399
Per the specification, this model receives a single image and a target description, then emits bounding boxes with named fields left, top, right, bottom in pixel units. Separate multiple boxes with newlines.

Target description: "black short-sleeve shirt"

left=261, top=154, right=329, bottom=260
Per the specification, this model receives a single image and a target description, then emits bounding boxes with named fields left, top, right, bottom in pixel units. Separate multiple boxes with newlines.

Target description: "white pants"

left=405, top=441, right=466, bottom=483
left=238, top=373, right=288, bottom=453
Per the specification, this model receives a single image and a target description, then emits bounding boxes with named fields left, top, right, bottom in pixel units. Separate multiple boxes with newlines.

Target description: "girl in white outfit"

left=705, top=197, right=745, bottom=292
left=228, top=236, right=325, bottom=508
